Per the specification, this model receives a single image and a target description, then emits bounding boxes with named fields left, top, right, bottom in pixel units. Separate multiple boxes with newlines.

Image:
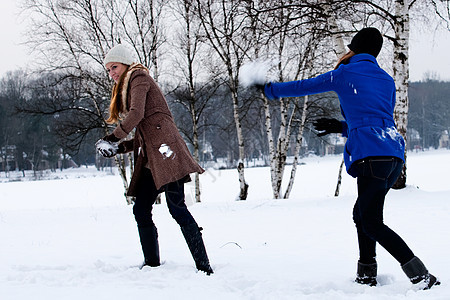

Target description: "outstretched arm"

left=263, top=70, right=338, bottom=100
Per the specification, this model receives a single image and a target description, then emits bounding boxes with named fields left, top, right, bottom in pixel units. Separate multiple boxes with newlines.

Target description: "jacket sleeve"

left=391, top=88, right=397, bottom=110
left=339, top=105, right=349, bottom=138
left=113, top=71, right=151, bottom=139
left=341, top=121, right=349, bottom=138
left=264, top=70, right=339, bottom=100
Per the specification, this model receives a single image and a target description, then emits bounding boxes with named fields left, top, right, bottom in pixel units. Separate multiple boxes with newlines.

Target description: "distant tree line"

left=408, top=79, right=450, bottom=150
left=1, top=70, right=448, bottom=173
left=0, top=69, right=340, bottom=171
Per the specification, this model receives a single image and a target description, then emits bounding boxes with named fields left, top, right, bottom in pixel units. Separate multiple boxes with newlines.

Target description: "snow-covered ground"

left=1, top=150, right=449, bottom=300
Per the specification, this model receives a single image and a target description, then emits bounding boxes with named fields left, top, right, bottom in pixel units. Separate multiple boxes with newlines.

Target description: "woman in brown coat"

left=97, top=44, right=213, bottom=275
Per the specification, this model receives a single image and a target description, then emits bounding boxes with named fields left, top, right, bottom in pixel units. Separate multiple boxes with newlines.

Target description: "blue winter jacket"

left=264, top=53, right=405, bottom=177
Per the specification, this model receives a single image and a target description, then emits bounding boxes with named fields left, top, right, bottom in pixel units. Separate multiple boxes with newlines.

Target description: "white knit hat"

left=103, top=44, right=135, bottom=66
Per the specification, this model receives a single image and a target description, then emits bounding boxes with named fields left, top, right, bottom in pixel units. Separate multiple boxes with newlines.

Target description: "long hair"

left=334, top=50, right=356, bottom=70
left=106, top=65, right=130, bottom=124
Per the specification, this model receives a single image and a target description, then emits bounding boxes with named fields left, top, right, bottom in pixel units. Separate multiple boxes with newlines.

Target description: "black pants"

left=133, top=168, right=196, bottom=228
left=352, top=157, right=415, bottom=265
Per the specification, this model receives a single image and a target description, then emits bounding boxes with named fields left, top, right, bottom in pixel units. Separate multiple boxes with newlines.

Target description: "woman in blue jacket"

left=263, top=28, right=439, bottom=289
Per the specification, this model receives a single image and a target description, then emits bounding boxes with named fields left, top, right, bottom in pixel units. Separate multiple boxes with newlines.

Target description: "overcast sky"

left=1, top=1, right=450, bottom=82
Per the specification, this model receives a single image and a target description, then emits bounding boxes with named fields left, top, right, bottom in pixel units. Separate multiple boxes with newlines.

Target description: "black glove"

left=313, top=118, right=343, bottom=137
left=103, top=133, right=120, bottom=143
left=117, top=140, right=134, bottom=154
left=117, top=142, right=126, bottom=154
left=254, top=83, right=265, bottom=91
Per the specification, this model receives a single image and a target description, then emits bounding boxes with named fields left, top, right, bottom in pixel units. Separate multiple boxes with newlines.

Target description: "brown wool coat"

left=112, top=64, right=204, bottom=195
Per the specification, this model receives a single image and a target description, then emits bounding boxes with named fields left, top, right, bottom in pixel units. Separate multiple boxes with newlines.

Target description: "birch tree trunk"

left=334, top=158, right=345, bottom=197
left=263, top=99, right=295, bottom=199
left=246, top=1, right=286, bottom=199
left=324, top=0, right=347, bottom=196
left=115, top=154, right=133, bottom=204
left=195, top=0, right=249, bottom=200
left=262, top=3, right=298, bottom=199
left=184, top=0, right=202, bottom=202
left=263, top=96, right=295, bottom=199
left=263, top=96, right=278, bottom=199
left=191, top=103, right=202, bottom=202
left=284, top=95, right=308, bottom=199
left=392, top=0, right=410, bottom=189
left=273, top=98, right=290, bottom=198
left=231, top=84, right=249, bottom=200
left=148, top=0, right=159, bottom=82
left=324, top=0, right=347, bottom=59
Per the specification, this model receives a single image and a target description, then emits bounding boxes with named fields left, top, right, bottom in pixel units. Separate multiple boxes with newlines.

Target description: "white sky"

left=1, top=1, right=450, bottom=82
left=0, top=1, right=30, bottom=74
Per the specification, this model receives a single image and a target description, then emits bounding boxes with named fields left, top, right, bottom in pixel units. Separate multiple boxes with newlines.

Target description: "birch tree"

left=391, top=0, right=410, bottom=188
left=283, top=95, right=308, bottom=199
left=167, top=0, right=221, bottom=202
left=195, top=0, right=251, bottom=200
left=285, top=0, right=355, bottom=198
left=253, top=1, right=344, bottom=199
left=324, top=0, right=348, bottom=197
left=391, top=0, right=450, bottom=187
left=265, top=3, right=301, bottom=199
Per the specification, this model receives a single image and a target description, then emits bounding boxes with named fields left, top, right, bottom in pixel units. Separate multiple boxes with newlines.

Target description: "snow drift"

left=1, top=150, right=449, bottom=300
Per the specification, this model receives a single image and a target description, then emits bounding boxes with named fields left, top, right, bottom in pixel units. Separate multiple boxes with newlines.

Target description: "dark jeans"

left=352, top=157, right=415, bottom=265
left=133, top=168, right=196, bottom=228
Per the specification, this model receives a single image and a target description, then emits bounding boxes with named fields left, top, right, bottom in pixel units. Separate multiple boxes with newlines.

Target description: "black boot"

left=355, top=261, right=377, bottom=286
left=181, top=223, right=213, bottom=275
left=401, top=256, right=440, bottom=290
left=137, top=225, right=160, bottom=268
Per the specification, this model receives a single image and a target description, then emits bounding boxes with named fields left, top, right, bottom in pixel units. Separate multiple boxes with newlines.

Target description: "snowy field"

left=1, top=150, right=449, bottom=300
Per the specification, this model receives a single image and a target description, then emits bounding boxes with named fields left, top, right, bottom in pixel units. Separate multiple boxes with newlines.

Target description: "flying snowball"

left=239, top=60, right=273, bottom=88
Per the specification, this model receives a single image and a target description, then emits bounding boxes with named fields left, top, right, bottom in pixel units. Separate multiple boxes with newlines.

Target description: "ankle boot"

left=355, top=261, right=377, bottom=286
left=138, top=225, right=160, bottom=268
left=181, top=223, right=213, bottom=275
left=401, top=256, right=440, bottom=290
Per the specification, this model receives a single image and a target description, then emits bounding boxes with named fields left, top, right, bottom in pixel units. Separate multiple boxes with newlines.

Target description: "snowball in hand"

left=95, top=139, right=119, bottom=157
left=239, top=60, right=272, bottom=88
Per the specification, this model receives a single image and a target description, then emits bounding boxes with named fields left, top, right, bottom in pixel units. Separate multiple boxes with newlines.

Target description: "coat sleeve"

left=264, top=70, right=339, bottom=100
left=113, top=71, right=151, bottom=139
left=391, top=88, right=397, bottom=110
left=339, top=105, right=349, bottom=138
left=341, top=121, right=349, bottom=138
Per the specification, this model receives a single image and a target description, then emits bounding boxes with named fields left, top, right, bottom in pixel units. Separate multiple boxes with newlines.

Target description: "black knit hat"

left=347, top=27, right=383, bottom=57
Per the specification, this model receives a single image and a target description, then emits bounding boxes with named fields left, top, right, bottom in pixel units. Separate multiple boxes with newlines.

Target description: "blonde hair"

left=106, top=66, right=130, bottom=124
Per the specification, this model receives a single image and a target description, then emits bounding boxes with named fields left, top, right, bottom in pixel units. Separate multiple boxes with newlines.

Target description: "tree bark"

left=284, top=95, right=308, bottom=199
left=262, top=92, right=282, bottom=199
left=334, top=158, right=345, bottom=197
left=392, top=0, right=410, bottom=189
left=195, top=0, right=249, bottom=200
left=231, top=85, right=249, bottom=200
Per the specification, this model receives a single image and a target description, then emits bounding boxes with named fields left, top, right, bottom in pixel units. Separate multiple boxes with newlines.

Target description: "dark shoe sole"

left=355, top=277, right=377, bottom=287
left=423, top=274, right=440, bottom=290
